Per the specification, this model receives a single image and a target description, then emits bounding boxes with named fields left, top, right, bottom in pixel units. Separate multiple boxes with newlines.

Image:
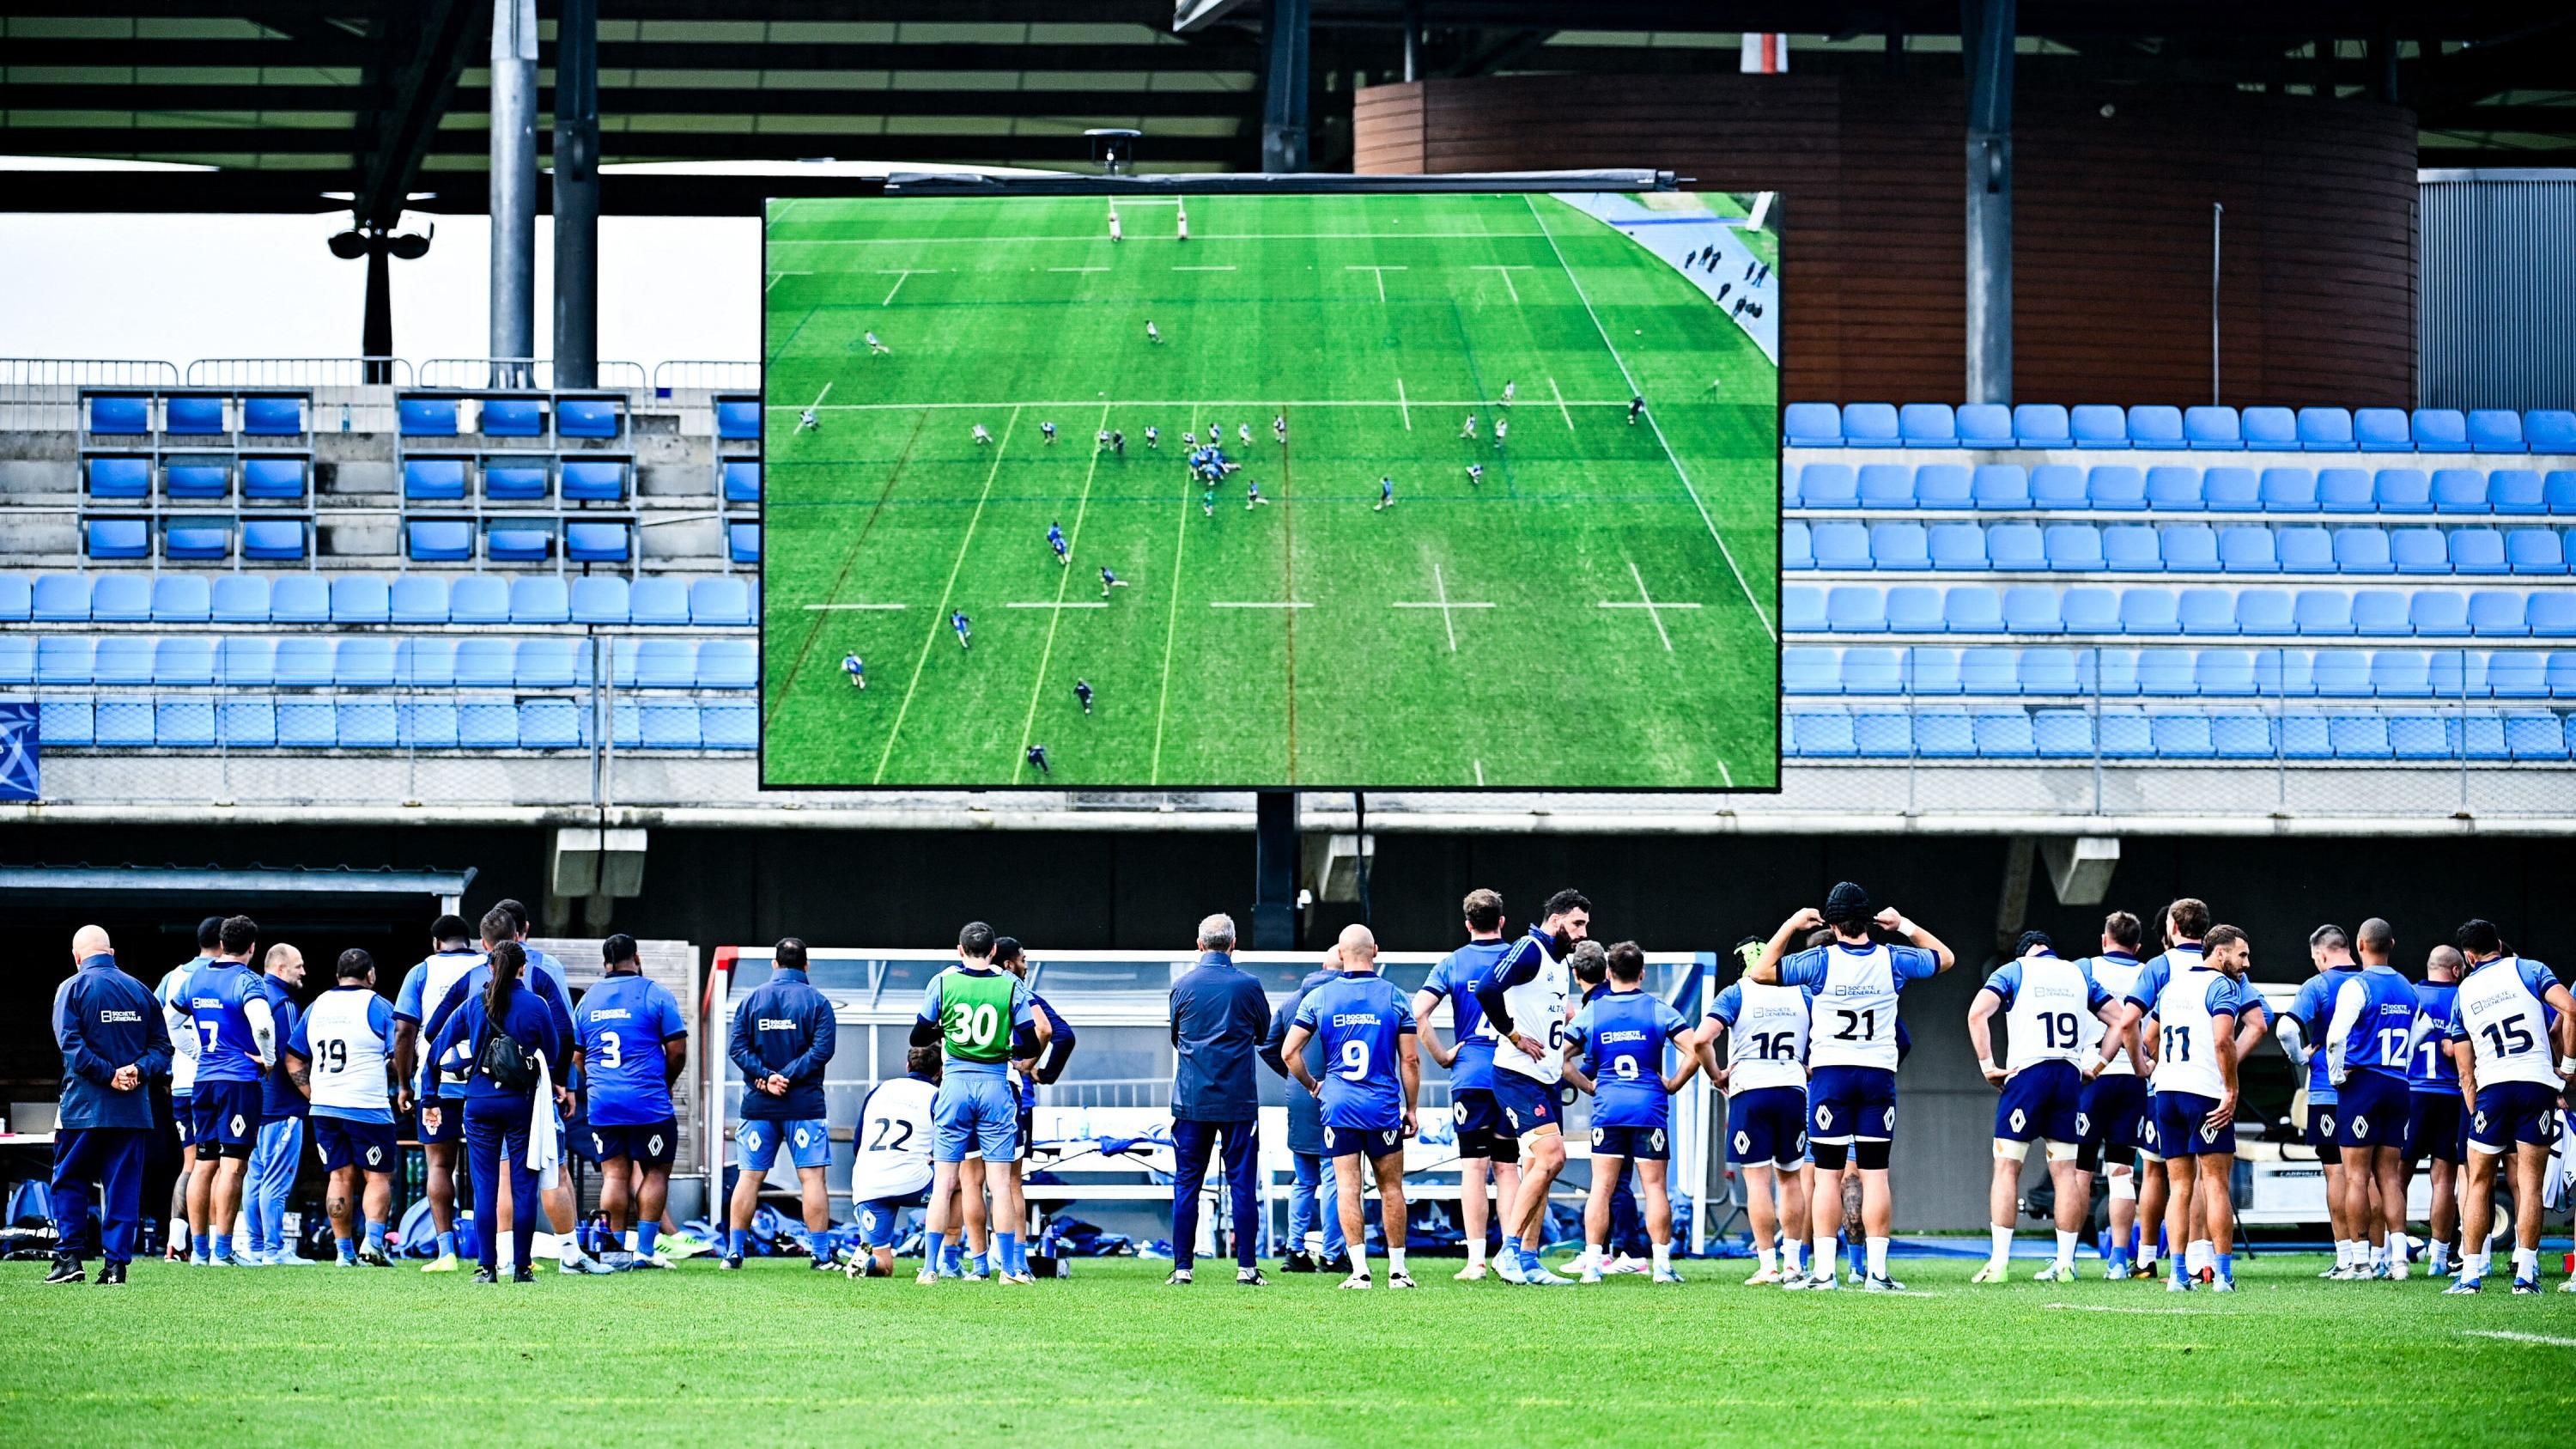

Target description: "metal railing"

left=184, top=356, right=413, bottom=388
left=652, top=360, right=761, bottom=392
left=416, top=357, right=648, bottom=390
left=0, top=358, right=180, bottom=391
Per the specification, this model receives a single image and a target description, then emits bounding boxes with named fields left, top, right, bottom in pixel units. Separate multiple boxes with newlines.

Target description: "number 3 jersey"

left=574, top=971, right=690, bottom=1126
left=1777, top=940, right=1941, bottom=1073
left=1292, top=969, right=1416, bottom=1129
left=2445, top=955, right=2565, bottom=1090
left=1706, top=980, right=1814, bottom=1093
left=849, top=1072, right=938, bottom=1202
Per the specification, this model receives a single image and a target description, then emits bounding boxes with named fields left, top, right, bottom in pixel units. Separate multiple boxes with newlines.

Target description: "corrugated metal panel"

left=2420, top=171, right=2576, bottom=410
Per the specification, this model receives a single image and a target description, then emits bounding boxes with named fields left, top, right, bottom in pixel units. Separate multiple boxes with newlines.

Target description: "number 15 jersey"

left=1779, top=941, right=1941, bottom=1073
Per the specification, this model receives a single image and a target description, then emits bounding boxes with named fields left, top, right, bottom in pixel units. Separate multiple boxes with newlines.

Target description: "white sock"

left=1388, top=1247, right=1406, bottom=1277
left=2055, top=1229, right=2079, bottom=1269
left=2369, top=1242, right=2387, bottom=1267
left=1466, top=1239, right=1485, bottom=1268
left=1814, top=1237, right=1837, bottom=1275
left=2428, top=1240, right=2451, bottom=1271
left=1757, top=1245, right=1778, bottom=1273
left=1652, top=1241, right=1671, bottom=1273
left=2467, top=1251, right=2490, bottom=1280
left=2187, top=1239, right=2213, bottom=1275
left=1989, top=1226, right=2014, bottom=1264
left=560, top=1239, right=582, bottom=1265
left=1866, top=1236, right=1890, bottom=1279
left=2139, top=1241, right=2159, bottom=1268
left=1349, top=1244, right=1368, bottom=1277
left=1585, top=1241, right=1607, bottom=1269
left=1783, top=1239, right=1805, bottom=1272
left=2513, top=1247, right=2539, bottom=1280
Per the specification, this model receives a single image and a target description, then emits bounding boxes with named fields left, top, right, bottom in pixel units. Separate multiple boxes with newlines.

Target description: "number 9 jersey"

left=1291, top=970, right=1415, bottom=1130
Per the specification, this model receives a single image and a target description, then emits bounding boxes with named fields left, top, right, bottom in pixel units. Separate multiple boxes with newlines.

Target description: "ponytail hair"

left=484, top=939, right=526, bottom=1025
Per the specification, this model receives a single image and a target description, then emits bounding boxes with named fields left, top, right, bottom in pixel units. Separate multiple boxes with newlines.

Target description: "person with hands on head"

left=1280, top=924, right=1421, bottom=1290
left=47, top=925, right=174, bottom=1285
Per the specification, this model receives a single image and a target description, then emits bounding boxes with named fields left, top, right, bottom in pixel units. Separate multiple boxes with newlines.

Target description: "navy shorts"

left=1590, top=1123, right=1671, bottom=1160
left=416, top=1098, right=465, bottom=1145
left=189, top=1080, right=264, bottom=1157
left=2153, top=1090, right=2235, bottom=1158
left=2078, top=1074, right=2148, bottom=1154
left=2407, top=1091, right=2465, bottom=1166
left=2468, top=1081, right=2563, bottom=1154
left=311, top=1115, right=398, bottom=1174
left=1322, top=1122, right=1404, bottom=1161
left=588, top=1117, right=678, bottom=1167
left=2304, top=1099, right=2342, bottom=1164
left=2335, top=1071, right=2409, bottom=1151
left=1728, top=1086, right=1807, bottom=1169
left=170, top=1093, right=196, bottom=1148
left=1807, top=1064, right=1897, bottom=1144
left=856, top=1190, right=927, bottom=1249
left=1491, top=1072, right=1559, bottom=1138
left=1996, top=1060, right=2083, bottom=1144
left=1450, top=1088, right=1520, bottom=1163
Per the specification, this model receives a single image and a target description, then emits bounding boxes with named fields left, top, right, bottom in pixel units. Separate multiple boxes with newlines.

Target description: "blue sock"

left=436, top=1229, right=457, bottom=1258
left=637, top=1222, right=659, bottom=1258
left=192, top=1232, right=211, bottom=1261
left=338, top=1235, right=358, bottom=1264
left=940, top=1240, right=963, bottom=1275
left=2215, top=1252, right=2233, bottom=1281
left=925, top=1232, right=948, bottom=1271
left=213, top=1233, right=237, bottom=1263
left=969, top=1251, right=988, bottom=1276
left=996, top=1233, right=1019, bottom=1275
left=806, top=1227, right=830, bottom=1262
left=365, top=1221, right=387, bottom=1253
left=732, top=1227, right=750, bottom=1257
left=1502, top=1235, right=1521, bottom=1258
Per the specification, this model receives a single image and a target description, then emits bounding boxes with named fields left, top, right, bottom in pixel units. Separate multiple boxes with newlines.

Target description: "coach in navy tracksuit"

left=49, top=926, right=173, bottom=1284
left=1167, top=912, right=1272, bottom=1284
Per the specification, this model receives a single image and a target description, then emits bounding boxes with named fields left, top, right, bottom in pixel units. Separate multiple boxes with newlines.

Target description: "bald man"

left=50, top=927, right=173, bottom=1284
left=245, top=943, right=309, bottom=1265
left=1282, top=924, right=1422, bottom=1289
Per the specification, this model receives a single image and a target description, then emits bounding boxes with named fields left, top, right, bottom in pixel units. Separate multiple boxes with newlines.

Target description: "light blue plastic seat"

left=2527, top=411, right=2576, bottom=454
left=2136, top=649, right=2196, bottom=695
left=2242, top=407, right=2298, bottom=450
left=571, top=575, right=630, bottom=624
left=2468, top=591, right=2528, bottom=637
left=2127, top=405, right=2184, bottom=448
left=715, top=398, right=762, bottom=441
left=1783, top=404, right=1841, bottom=447
left=1912, top=707, right=1975, bottom=758
left=457, top=698, right=520, bottom=749
left=2144, top=466, right=2203, bottom=511
left=2297, top=407, right=2355, bottom=452
left=1841, top=404, right=1899, bottom=447
left=217, top=637, right=273, bottom=685
left=2042, top=524, right=2103, bottom=571
left=1974, top=708, right=2037, bottom=757
left=2276, top=526, right=2335, bottom=575
left=335, top=636, right=398, bottom=687
left=2234, top=590, right=2293, bottom=636
left=1867, top=522, right=1928, bottom=570
left=2318, top=468, right=2375, bottom=513
left=2411, top=409, right=2470, bottom=454
left=635, top=639, right=701, bottom=690
left=1843, top=464, right=1900, bottom=509
left=2103, top=526, right=2161, bottom=572
left=1959, top=648, right=2019, bottom=695
left=0, top=574, right=28, bottom=622
left=2506, top=528, right=2567, bottom=575
left=1898, top=404, right=1956, bottom=447
left=1942, top=586, right=2003, bottom=633
left=2029, top=466, right=2087, bottom=509
left=2311, top=651, right=2371, bottom=696
left=2489, top=470, right=2546, bottom=516
left=2032, top=709, right=2093, bottom=758
left=269, top=575, right=329, bottom=623
left=272, top=637, right=334, bottom=687
left=566, top=522, right=631, bottom=563
left=93, top=637, right=155, bottom=685
left=2375, top=469, right=2433, bottom=514
left=722, top=461, right=762, bottom=504
left=2176, top=588, right=2237, bottom=635
left=507, top=575, right=569, bottom=624
left=2217, top=526, right=2279, bottom=574
left=2351, top=593, right=2411, bottom=636
left=690, top=577, right=753, bottom=626
left=2409, top=591, right=2470, bottom=637
left=2019, top=648, right=2080, bottom=694
left=2196, top=649, right=2258, bottom=697
left=1905, top=647, right=1962, bottom=694
left=2151, top=714, right=2215, bottom=758
left=1783, top=585, right=1826, bottom=632
left=2334, top=527, right=2393, bottom=575
left=1913, top=465, right=1972, bottom=509
left=1811, top=523, right=1871, bottom=569
left=1825, top=586, right=1885, bottom=633
left=2258, top=467, right=2318, bottom=513
left=2431, top=468, right=2490, bottom=514
left=2390, top=528, right=2450, bottom=575
left=519, top=699, right=582, bottom=748
left=1885, top=586, right=1943, bottom=633
left=2202, top=468, right=2259, bottom=511
left=2070, top=405, right=2128, bottom=449
left=2451, top=529, right=2507, bottom=575
left=389, top=575, right=450, bottom=624
left=2212, top=713, right=2276, bottom=759
left=2002, top=586, right=2062, bottom=633
left=640, top=702, right=703, bottom=749
left=2183, top=406, right=2242, bottom=450
left=1786, top=709, right=1854, bottom=758
left=1985, top=523, right=2046, bottom=571
left=453, top=638, right=516, bottom=688
left=2160, top=525, right=2221, bottom=574
left=2329, top=714, right=2393, bottom=759
left=2012, top=404, right=2071, bottom=448
left=1957, top=404, right=2013, bottom=448
left=1842, top=648, right=1903, bottom=695
left=1784, top=521, right=1812, bottom=569
left=2353, top=408, right=2411, bottom=452
left=488, top=526, right=555, bottom=563
left=1971, top=465, right=2029, bottom=509
left=331, top=575, right=391, bottom=624
left=2060, top=587, right=2118, bottom=634
left=90, top=575, right=151, bottom=621
left=2087, top=466, right=2146, bottom=510
left=515, top=637, right=584, bottom=688
left=398, top=637, right=457, bottom=687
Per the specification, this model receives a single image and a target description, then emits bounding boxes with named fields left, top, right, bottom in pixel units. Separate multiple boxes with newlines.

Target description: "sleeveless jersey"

left=933, top=967, right=1019, bottom=1066
left=1804, top=942, right=1903, bottom=1072
left=2077, top=953, right=2144, bottom=1075
left=1716, top=980, right=1812, bottom=1093
left=298, top=986, right=397, bottom=1119
left=2150, top=965, right=2237, bottom=1099
left=1993, top=953, right=2105, bottom=1074
left=1485, top=934, right=1571, bottom=1085
left=2448, top=956, right=2561, bottom=1090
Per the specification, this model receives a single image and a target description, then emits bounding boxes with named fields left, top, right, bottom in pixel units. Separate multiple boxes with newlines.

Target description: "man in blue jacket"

left=1167, top=912, right=1272, bottom=1287
left=1261, top=947, right=1350, bottom=1273
left=245, top=942, right=308, bottom=1264
left=724, top=937, right=838, bottom=1271
left=50, top=925, right=173, bottom=1285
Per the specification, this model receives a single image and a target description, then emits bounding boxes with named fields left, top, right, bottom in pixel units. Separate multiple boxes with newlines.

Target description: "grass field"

left=5, top=1253, right=2570, bottom=1446
left=759, top=191, right=1779, bottom=790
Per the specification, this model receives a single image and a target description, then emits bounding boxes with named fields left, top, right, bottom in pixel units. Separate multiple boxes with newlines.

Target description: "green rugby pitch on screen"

left=759, top=188, right=1780, bottom=789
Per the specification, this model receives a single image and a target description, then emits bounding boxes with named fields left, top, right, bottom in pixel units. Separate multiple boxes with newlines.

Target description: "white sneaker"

left=1862, top=1273, right=1907, bottom=1294
left=1743, top=1266, right=1783, bottom=1286
left=2032, top=1263, right=2076, bottom=1283
left=1578, top=1262, right=1603, bottom=1285
left=1605, top=1253, right=1649, bottom=1275
left=1970, top=1262, right=2009, bottom=1284
left=1493, top=1253, right=1528, bottom=1285
left=1804, top=1269, right=1840, bottom=1291
left=1338, top=1272, right=1373, bottom=1290
left=2558, top=1277, right=2575, bottom=1294
left=1523, top=1260, right=1576, bottom=1287
left=558, top=1252, right=612, bottom=1275
left=1388, top=1271, right=1418, bottom=1289
left=1454, top=1262, right=1489, bottom=1282
left=1652, top=1267, right=1686, bottom=1284
left=2388, top=1261, right=2408, bottom=1282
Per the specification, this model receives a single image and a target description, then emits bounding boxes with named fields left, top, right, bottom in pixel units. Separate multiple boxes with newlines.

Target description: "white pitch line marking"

left=1474, top=264, right=1532, bottom=302
left=1394, top=377, right=1411, bottom=430
left=1048, top=265, right=1111, bottom=273
left=877, top=270, right=933, bottom=306
left=1598, top=560, right=1699, bottom=653
left=770, top=232, right=1545, bottom=245
left=1548, top=376, right=1577, bottom=432
left=2462, top=1330, right=2576, bottom=1347
left=2044, top=1303, right=2205, bottom=1316
left=1211, top=600, right=1314, bottom=609
left=1473, top=759, right=1485, bottom=786
left=1013, top=402, right=1115, bottom=782
left=1718, top=759, right=1734, bottom=787
left=1006, top=600, right=1109, bottom=609
left=1346, top=264, right=1407, bottom=302
left=1390, top=563, right=1491, bottom=653
left=775, top=398, right=1636, bottom=412
left=802, top=602, right=905, bottom=612
left=875, top=408, right=1017, bottom=784
left=807, top=381, right=833, bottom=410
left=1172, top=265, right=1236, bottom=271
left=765, top=271, right=811, bottom=292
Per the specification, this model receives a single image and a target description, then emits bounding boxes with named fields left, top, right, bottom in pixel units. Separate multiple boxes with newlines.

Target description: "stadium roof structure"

left=1, top=0, right=2567, bottom=221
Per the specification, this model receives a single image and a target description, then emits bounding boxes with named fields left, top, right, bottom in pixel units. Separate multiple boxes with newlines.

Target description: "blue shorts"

left=170, top=1093, right=196, bottom=1148
left=855, top=1190, right=927, bottom=1248
left=2335, top=1071, right=2409, bottom=1151
left=1728, top=1086, right=1807, bottom=1169
left=2407, top=1091, right=2464, bottom=1166
left=588, top=1117, right=678, bottom=1167
left=736, top=1117, right=830, bottom=1172
left=2078, top=1074, right=2148, bottom=1154
left=933, top=1073, right=1021, bottom=1164
left=2305, top=1099, right=2343, bottom=1164
left=1807, top=1064, right=1897, bottom=1144
left=2152, top=1090, right=2236, bottom=1158
left=1996, top=1061, right=2082, bottom=1144
left=416, top=1097, right=465, bottom=1145
left=2468, top=1081, right=2564, bottom=1154
left=311, top=1115, right=398, bottom=1174
left=1589, top=1123, right=1671, bottom=1160
left=189, top=1080, right=264, bottom=1156
left=1449, top=1088, right=1519, bottom=1163
left=1322, top=1123, right=1404, bottom=1161
left=1490, top=1071, right=1559, bottom=1139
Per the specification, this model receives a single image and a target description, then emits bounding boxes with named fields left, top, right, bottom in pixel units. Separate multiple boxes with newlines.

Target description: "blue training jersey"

left=575, top=973, right=689, bottom=1126
left=1420, top=939, right=1511, bottom=1093
left=1566, top=989, right=1691, bottom=1128
left=2409, top=981, right=2461, bottom=1089
left=1292, top=971, right=1414, bottom=1130
left=2336, top=965, right=2423, bottom=1080
left=185, top=961, right=270, bottom=1084
left=2291, top=967, right=2360, bottom=1103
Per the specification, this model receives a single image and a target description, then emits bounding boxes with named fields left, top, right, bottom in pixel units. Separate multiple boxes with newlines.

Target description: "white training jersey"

left=2078, top=954, right=2145, bottom=1076
left=2150, top=966, right=2234, bottom=1099
left=1803, top=942, right=1904, bottom=1072
left=2000, top=954, right=2102, bottom=1075
left=158, top=960, right=205, bottom=1096
left=1722, top=981, right=1812, bottom=1093
left=1486, top=936, right=1571, bottom=1085
left=848, top=1075, right=938, bottom=1201
left=301, top=986, right=395, bottom=1117
left=2450, top=957, right=2561, bottom=1090
left=404, top=950, right=483, bottom=1091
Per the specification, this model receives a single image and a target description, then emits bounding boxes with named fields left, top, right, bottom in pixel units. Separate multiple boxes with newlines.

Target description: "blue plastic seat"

left=1783, top=404, right=1841, bottom=447
left=243, top=397, right=303, bottom=435
left=2522, top=410, right=2576, bottom=453
left=1824, top=586, right=1884, bottom=633
left=87, top=396, right=149, bottom=435
left=90, top=575, right=150, bottom=621
left=2018, top=648, right=2080, bottom=694
left=483, top=463, right=548, bottom=502
left=2144, top=466, right=2203, bottom=511
left=2096, top=708, right=2154, bottom=758
left=92, top=637, right=154, bottom=685
left=2082, top=466, right=2142, bottom=510
left=1787, top=708, right=1851, bottom=757
left=2485, top=652, right=2546, bottom=698
left=387, top=575, right=449, bottom=624
left=1905, top=464, right=1966, bottom=509
left=2002, top=586, right=2061, bottom=633
left=2201, top=467, right=2258, bottom=511
left=1971, top=465, right=2030, bottom=509
left=154, top=698, right=217, bottom=747
left=571, top=575, right=629, bottom=624
left=241, top=520, right=306, bottom=561
left=91, top=696, right=155, bottom=747
left=632, top=639, right=699, bottom=690
left=2149, top=714, right=2215, bottom=758
left=86, top=457, right=150, bottom=499
left=2311, top=651, right=2371, bottom=696
left=556, top=399, right=622, bottom=439
left=397, top=397, right=459, bottom=436
left=1783, top=585, right=1826, bottom=632
left=690, top=576, right=754, bottom=626
left=2128, top=405, right=2184, bottom=448
left=2059, top=587, right=2117, bottom=633
left=2411, top=409, right=2470, bottom=454
left=1983, top=523, right=2044, bottom=571
left=2176, top=588, right=2237, bottom=636
left=2450, top=529, right=2507, bottom=575
left=336, top=636, right=398, bottom=687
left=2235, top=590, right=2294, bottom=635
left=480, top=397, right=544, bottom=437
left=1957, top=404, right=2013, bottom=448
left=2516, top=709, right=2576, bottom=760
left=210, top=575, right=270, bottom=623
left=2276, top=526, right=2334, bottom=575
left=264, top=575, right=325, bottom=624
left=723, top=461, right=762, bottom=504
left=2334, top=527, right=2393, bottom=574
left=0, top=574, right=27, bottom=622
left=2506, top=529, right=2567, bottom=575
left=1905, top=647, right=1962, bottom=694
left=329, top=575, right=390, bottom=624
left=1862, top=522, right=1925, bottom=570
left=2103, top=525, right=2161, bottom=572
left=2375, top=469, right=2433, bottom=514
left=2119, top=588, right=2179, bottom=636
left=87, top=519, right=151, bottom=559
left=2216, top=526, right=2278, bottom=574
left=241, top=457, right=307, bottom=500
left=715, top=398, right=762, bottom=441
left=148, top=575, right=210, bottom=623
left=509, top=575, right=571, bottom=624
left=2031, top=709, right=2093, bottom=758
left=2242, top=406, right=2298, bottom=451
left=2468, top=591, right=2527, bottom=637
left=638, top=702, right=702, bottom=749
left=272, top=637, right=334, bottom=687
left=566, top=522, right=631, bottom=563
left=445, top=575, right=507, bottom=624
left=2183, top=406, right=2242, bottom=450
left=1842, top=648, right=1904, bottom=695
left=32, top=574, right=89, bottom=622
left=2328, top=714, right=2393, bottom=759
left=1838, top=464, right=1895, bottom=509
left=2390, top=528, right=2449, bottom=575
left=162, top=524, right=230, bottom=562
left=1942, top=586, right=2002, bottom=633
left=2212, top=713, right=2276, bottom=758
left=2160, top=525, right=2220, bottom=574
left=1808, top=522, right=1868, bottom=569
left=1841, top=403, right=1899, bottom=447
left=519, top=699, right=582, bottom=748
left=1973, top=708, right=2036, bottom=757
left=2431, top=468, right=2490, bottom=514
left=1955, top=648, right=2014, bottom=695
left=395, top=700, right=457, bottom=748
left=2136, top=649, right=2197, bottom=695
left=36, top=636, right=94, bottom=685
left=2489, top=470, right=2545, bottom=516
left=2351, top=593, right=2410, bottom=636
left=516, top=637, right=584, bottom=688
left=1885, top=586, right=1942, bottom=633
left=214, top=698, right=273, bottom=747
left=2258, top=467, right=2318, bottom=513
left=2028, top=465, right=2086, bottom=510
left=1912, top=707, right=1975, bottom=758
left=488, top=527, right=555, bottom=563
left=404, top=460, right=468, bottom=501
left=2318, top=468, right=2375, bottom=513
left=398, top=637, right=457, bottom=687
left=337, top=700, right=398, bottom=747
left=2039, top=524, right=2101, bottom=571
left=2403, top=594, right=2469, bottom=644
left=1898, top=404, right=1955, bottom=447
left=628, top=576, right=690, bottom=625
left=2297, top=407, right=2356, bottom=452
left=456, top=698, right=519, bottom=749
left=2388, top=713, right=2451, bottom=759
left=155, top=637, right=216, bottom=686
left=2070, top=405, right=2128, bottom=449
left=2353, top=408, right=2411, bottom=452
left=1784, top=521, right=1812, bottom=569
left=2012, top=404, right=2070, bottom=449
left=561, top=460, right=627, bottom=502
left=453, top=639, right=515, bottom=688
left=1783, top=647, right=1837, bottom=694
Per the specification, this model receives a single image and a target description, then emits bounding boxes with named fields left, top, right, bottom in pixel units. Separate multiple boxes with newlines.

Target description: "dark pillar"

left=1401, top=0, right=1421, bottom=82
left=1261, top=0, right=1311, bottom=173
left=488, top=0, right=538, bottom=387
left=551, top=0, right=601, bottom=389
left=1962, top=0, right=2015, bottom=404
left=362, top=245, right=394, bottom=384
left=1253, top=790, right=1298, bottom=949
